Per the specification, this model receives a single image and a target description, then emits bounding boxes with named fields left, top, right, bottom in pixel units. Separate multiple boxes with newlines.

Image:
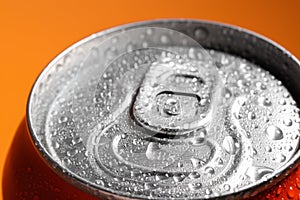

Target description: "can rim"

left=26, top=18, right=300, bottom=199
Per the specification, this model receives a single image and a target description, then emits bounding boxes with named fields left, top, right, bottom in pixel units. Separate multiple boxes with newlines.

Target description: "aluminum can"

left=4, top=19, right=300, bottom=200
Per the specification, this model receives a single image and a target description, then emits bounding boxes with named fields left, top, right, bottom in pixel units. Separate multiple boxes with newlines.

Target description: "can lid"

left=28, top=20, right=300, bottom=199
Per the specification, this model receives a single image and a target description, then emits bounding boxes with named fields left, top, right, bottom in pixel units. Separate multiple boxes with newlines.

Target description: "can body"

left=3, top=119, right=98, bottom=200
left=3, top=119, right=300, bottom=199
left=4, top=19, right=300, bottom=200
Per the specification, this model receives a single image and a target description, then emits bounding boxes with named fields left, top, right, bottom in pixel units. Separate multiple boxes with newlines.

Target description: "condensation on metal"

left=27, top=20, right=300, bottom=200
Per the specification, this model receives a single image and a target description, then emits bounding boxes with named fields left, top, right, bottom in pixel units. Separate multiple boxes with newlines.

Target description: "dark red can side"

left=2, top=119, right=99, bottom=200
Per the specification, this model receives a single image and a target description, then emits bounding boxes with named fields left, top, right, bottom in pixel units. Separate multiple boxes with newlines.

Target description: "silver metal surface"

left=27, top=19, right=300, bottom=199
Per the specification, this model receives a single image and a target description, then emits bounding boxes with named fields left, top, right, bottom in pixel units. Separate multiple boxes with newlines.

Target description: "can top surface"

left=27, top=19, right=300, bottom=199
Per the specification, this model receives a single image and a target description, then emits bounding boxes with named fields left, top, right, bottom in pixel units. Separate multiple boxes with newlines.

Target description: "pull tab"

left=132, top=57, right=216, bottom=136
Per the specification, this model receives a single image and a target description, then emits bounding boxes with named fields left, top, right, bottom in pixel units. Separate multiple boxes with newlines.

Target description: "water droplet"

left=190, top=136, right=204, bottom=145
left=205, top=188, right=212, bottom=195
left=142, top=42, right=148, bottom=48
left=287, top=186, right=296, bottom=199
left=163, top=98, right=180, bottom=115
left=265, top=125, right=283, bottom=140
left=263, top=116, right=270, bottom=123
left=246, top=166, right=274, bottom=181
left=265, top=145, right=272, bottom=152
left=253, top=148, right=257, bottom=155
left=66, top=149, right=78, bottom=157
left=27, top=167, right=32, bottom=172
left=286, top=145, right=293, bottom=151
left=296, top=178, right=300, bottom=189
left=246, top=65, right=253, bottom=71
left=192, top=86, right=199, bottom=92
left=173, top=174, right=185, bottom=182
left=144, top=182, right=157, bottom=190
left=276, top=184, right=283, bottom=196
left=188, top=172, right=200, bottom=179
left=188, top=48, right=196, bottom=59
left=220, top=55, right=230, bottom=65
left=283, top=119, right=293, bottom=126
left=95, top=179, right=105, bottom=186
left=155, top=174, right=168, bottom=181
left=190, top=158, right=204, bottom=168
left=237, top=97, right=246, bottom=106
left=53, top=141, right=60, bottom=149
left=205, top=166, right=215, bottom=175
left=146, top=142, right=160, bottom=160
left=223, top=184, right=231, bottom=191
left=194, top=27, right=208, bottom=41
left=279, top=98, right=286, bottom=105
left=58, top=116, right=68, bottom=123
left=222, top=136, right=236, bottom=155
left=62, top=157, right=71, bottom=166
left=190, top=130, right=206, bottom=145
left=256, top=82, right=266, bottom=90
left=121, top=133, right=127, bottom=139
left=111, top=37, right=118, bottom=44
left=283, top=92, right=290, bottom=98
left=105, top=47, right=118, bottom=60
left=160, top=35, right=170, bottom=44
left=71, top=136, right=82, bottom=145
left=258, top=97, right=272, bottom=106
left=278, top=154, right=286, bottom=163
left=224, top=88, right=232, bottom=99
left=248, top=112, right=256, bottom=120
left=237, top=80, right=248, bottom=88
left=216, top=157, right=224, bottom=166
left=146, top=28, right=153, bottom=35
left=199, top=98, right=208, bottom=106
left=229, top=125, right=236, bottom=131
left=188, top=182, right=202, bottom=190
left=126, top=42, right=135, bottom=52
left=177, top=162, right=183, bottom=167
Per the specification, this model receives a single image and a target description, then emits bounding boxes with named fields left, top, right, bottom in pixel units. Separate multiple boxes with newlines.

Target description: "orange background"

left=1, top=0, right=300, bottom=199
